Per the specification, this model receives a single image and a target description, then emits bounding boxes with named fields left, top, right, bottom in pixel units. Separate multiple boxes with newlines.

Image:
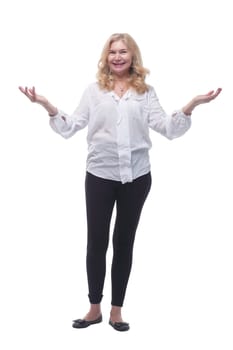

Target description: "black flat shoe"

left=109, top=320, right=130, bottom=332
left=72, top=315, right=102, bottom=328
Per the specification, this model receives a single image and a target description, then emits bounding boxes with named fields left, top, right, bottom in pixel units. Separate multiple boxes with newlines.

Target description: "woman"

left=19, top=33, right=221, bottom=331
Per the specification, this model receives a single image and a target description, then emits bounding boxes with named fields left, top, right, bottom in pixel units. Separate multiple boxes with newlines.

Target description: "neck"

left=112, top=73, right=130, bottom=82
left=114, top=77, right=127, bottom=82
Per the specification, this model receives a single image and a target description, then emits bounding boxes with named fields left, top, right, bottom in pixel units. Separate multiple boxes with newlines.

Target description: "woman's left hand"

left=182, top=88, right=222, bottom=115
left=193, top=88, right=222, bottom=106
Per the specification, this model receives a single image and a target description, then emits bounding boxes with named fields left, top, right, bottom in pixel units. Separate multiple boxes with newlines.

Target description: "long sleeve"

left=148, top=87, right=191, bottom=140
left=49, top=88, right=90, bottom=139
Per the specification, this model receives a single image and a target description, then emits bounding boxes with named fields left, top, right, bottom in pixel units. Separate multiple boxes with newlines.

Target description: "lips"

left=113, top=62, right=125, bottom=67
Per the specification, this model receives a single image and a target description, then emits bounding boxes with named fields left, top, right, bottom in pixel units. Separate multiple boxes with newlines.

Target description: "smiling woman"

left=18, top=32, right=221, bottom=333
left=97, top=33, right=150, bottom=96
left=108, top=44, right=132, bottom=74
left=107, top=41, right=133, bottom=97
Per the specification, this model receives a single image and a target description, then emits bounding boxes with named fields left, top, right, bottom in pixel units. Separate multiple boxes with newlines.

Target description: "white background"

left=0, top=0, right=232, bottom=349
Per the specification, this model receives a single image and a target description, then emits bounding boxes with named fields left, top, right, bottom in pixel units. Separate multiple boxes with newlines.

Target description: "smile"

left=113, top=62, right=125, bottom=66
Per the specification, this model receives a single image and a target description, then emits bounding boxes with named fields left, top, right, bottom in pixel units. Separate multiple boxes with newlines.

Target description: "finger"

left=210, top=88, right=222, bottom=99
left=29, top=87, right=37, bottom=100
left=19, top=86, right=29, bottom=94
left=25, top=87, right=31, bottom=96
left=23, top=86, right=34, bottom=100
left=207, top=88, right=222, bottom=97
left=216, top=87, right=222, bottom=95
left=24, top=87, right=31, bottom=96
left=18, top=86, right=25, bottom=93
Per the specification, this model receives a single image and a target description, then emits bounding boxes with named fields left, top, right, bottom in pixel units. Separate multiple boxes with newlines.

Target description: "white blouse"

left=50, top=82, right=191, bottom=184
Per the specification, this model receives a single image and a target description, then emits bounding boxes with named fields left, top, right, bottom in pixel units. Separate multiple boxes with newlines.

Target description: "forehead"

left=109, top=40, right=128, bottom=51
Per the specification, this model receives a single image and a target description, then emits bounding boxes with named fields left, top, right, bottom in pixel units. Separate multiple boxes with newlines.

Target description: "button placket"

left=116, top=99, right=132, bottom=183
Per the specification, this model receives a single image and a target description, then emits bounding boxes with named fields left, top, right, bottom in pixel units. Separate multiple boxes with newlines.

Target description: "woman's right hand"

left=19, top=86, right=58, bottom=116
left=18, top=86, right=48, bottom=105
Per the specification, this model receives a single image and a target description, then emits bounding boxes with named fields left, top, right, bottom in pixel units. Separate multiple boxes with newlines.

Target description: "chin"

left=112, top=69, right=129, bottom=76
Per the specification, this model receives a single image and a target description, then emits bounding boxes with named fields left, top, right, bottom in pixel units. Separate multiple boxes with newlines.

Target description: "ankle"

left=110, top=306, right=122, bottom=320
left=90, top=303, right=101, bottom=313
left=84, top=304, right=101, bottom=321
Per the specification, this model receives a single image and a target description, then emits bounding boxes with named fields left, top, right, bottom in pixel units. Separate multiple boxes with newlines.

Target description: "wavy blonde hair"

left=97, top=33, right=150, bottom=94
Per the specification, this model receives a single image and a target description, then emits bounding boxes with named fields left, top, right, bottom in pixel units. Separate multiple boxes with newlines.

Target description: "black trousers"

left=85, top=171, right=151, bottom=307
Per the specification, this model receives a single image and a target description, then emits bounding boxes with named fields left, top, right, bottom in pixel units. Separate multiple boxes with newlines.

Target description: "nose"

left=115, top=52, right=122, bottom=60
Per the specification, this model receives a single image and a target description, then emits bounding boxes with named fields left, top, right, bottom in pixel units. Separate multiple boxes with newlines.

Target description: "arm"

left=148, top=88, right=191, bottom=139
left=148, top=87, right=222, bottom=140
left=19, top=86, right=89, bottom=138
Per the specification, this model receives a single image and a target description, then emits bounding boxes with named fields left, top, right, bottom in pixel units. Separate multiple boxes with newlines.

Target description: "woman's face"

left=107, top=40, right=133, bottom=78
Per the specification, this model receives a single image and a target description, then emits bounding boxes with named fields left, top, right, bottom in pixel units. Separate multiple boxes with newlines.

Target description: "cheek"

left=108, top=57, right=114, bottom=66
left=106, top=58, right=112, bottom=68
left=127, top=57, right=133, bottom=66
left=127, top=55, right=133, bottom=64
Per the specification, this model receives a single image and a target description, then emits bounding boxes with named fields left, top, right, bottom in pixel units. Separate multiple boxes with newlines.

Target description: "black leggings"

left=85, top=172, right=151, bottom=307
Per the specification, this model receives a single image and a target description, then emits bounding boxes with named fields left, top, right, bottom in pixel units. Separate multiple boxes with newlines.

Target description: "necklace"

left=115, top=81, right=128, bottom=97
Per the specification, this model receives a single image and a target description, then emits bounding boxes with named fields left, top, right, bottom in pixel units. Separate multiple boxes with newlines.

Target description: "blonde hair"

left=97, top=33, right=150, bottom=94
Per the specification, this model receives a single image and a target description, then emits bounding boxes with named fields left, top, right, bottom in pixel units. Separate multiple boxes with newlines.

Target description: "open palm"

left=194, top=88, right=222, bottom=106
left=18, top=86, right=47, bottom=105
